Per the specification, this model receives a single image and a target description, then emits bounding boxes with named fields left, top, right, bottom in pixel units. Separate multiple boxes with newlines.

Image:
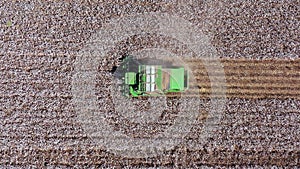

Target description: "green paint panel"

left=156, top=66, right=162, bottom=90
left=170, top=68, right=185, bottom=91
left=125, top=72, right=136, bottom=85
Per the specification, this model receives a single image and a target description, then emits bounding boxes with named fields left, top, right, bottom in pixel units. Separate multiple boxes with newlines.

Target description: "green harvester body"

left=121, top=56, right=189, bottom=97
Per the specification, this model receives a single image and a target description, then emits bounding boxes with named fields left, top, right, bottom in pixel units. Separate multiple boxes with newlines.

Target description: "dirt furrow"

left=185, top=59, right=300, bottom=67
left=182, top=59, right=300, bottom=99
left=168, top=93, right=300, bottom=99
left=185, top=87, right=300, bottom=95
left=1, top=147, right=298, bottom=166
left=188, top=83, right=300, bottom=89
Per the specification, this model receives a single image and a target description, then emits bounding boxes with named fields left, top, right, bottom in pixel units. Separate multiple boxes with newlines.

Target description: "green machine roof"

left=137, top=66, right=185, bottom=92
left=125, top=72, right=136, bottom=85
left=168, top=67, right=185, bottom=91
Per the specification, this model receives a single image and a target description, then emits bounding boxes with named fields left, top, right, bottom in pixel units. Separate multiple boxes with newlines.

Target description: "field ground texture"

left=0, top=0, right=299, bottom=168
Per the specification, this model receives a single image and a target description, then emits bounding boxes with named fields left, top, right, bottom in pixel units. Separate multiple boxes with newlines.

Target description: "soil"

left=0, top=0, right=299, bottom=168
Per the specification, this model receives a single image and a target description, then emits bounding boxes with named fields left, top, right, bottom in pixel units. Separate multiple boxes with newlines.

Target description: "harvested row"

left=186, top=58, right=300, bottom=67
left=169, top=93, right=299, bottom=99
left=175, top=59, right=300, bottom=99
